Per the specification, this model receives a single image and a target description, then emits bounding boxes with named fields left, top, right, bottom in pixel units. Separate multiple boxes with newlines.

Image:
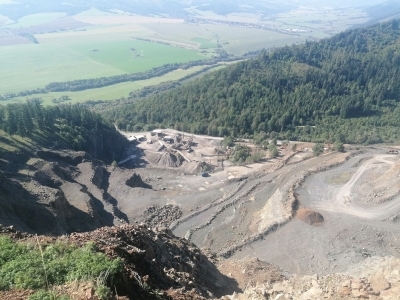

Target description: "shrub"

left=0, top=238, right=122, bottom=294
left=268, top=144, right=279, bottom=158
left=312, top=143, right=324, bottom=156
left=28, top=290, right=69, bottom=300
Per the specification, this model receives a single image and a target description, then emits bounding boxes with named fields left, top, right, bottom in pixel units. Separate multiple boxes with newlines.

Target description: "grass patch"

left=0, top=43, right=122, bottom=94
left=69, top=39, right=205, bottom=73
left=0, top=236, right=122, bottom=296
left=0, top=36, right=206, bottom=94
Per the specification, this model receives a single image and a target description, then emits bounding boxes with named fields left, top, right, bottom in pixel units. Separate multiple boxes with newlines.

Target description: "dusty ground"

left=3, top=128, right=400, bottom=295
left=104, top=131, right=400, bottom=279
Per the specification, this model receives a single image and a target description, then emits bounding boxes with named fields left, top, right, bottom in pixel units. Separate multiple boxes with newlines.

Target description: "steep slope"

left=0, top=224, right=239, bottom=299
left=0, top=103, right=129, bottom=234
left=103, top=19, right=400, bottom=144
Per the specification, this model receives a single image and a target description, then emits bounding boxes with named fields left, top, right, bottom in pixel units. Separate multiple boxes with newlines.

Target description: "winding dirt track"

left=303, top=154, right=400, bottom=220
left=224, top=149, right=400, bottom=275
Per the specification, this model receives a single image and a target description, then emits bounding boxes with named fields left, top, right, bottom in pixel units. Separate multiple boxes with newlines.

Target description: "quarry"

left=2, top=129, right=400, bottom=299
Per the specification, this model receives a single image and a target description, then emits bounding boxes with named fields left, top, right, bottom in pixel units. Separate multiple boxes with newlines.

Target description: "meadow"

left=0, top=35, right=206, bottom=93
left=0, top=65, right=219, bottom=106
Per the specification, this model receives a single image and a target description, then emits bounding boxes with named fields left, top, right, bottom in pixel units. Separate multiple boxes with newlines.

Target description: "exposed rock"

left=126, top=173, right=152, bottom=189
left=66, top=224, right=239, bottom=299
left=143, top=205, right=182, bottom=228
left=370, top=272, right=390, bottom=293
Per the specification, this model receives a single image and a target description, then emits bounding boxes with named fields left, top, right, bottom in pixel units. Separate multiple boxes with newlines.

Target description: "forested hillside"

left=102, top=19, right=400, bottom=144
left=0, top=102, right=127, bottom=162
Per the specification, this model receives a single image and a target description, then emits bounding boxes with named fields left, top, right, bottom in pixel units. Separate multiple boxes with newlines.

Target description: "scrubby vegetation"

left=0, top=236, right=122, bottom=299
left=102, top=19, right=400, bottom=144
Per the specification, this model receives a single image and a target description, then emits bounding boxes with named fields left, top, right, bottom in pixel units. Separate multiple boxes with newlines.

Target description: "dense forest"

left=0, top=102, right=127, bottom=162
left=101, top=19, right=400, bottom=144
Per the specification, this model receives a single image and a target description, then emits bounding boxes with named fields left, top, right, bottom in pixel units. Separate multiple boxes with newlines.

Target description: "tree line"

left=0, top=102, right=127, bottom=162
left=100, top=19, right=400, bottom=145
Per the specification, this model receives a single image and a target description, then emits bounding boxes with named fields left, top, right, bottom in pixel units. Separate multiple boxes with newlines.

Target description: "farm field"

left=5, top=12, right=67, bottom=28
left=0, top=5, right=374, bottom=102
left=274, top=7, right=369, bottom=35
left=0, top=36, right=207, bottom=94
left=0, top=65, right=220, bottom=106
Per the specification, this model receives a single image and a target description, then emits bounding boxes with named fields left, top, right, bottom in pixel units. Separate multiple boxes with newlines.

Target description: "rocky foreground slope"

left=225, top=255, right=400, bottom=300
left=0, top=224, right=238, bottom=299
left=2, top=224, right=400, bottom=300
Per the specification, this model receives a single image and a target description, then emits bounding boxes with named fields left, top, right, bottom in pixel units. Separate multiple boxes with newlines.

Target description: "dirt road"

left=232, top=149, right=400, bottom=275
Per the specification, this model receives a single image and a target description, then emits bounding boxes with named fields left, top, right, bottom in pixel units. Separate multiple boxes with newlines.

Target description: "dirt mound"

left=90, top=163, right=105, bottom=189
left=125, top=173, right=152, bottom=189
left=180, top=161, right=203, bottom=174
left=143, top=205, right=182, bottom=228
left=33, top=162, right=74, bottom=188
left=217, top=257, right=284, bottom=290
left=226, top=256, right=400, bottom=300
left=145, top=151, right=182, bottom=167
left=67, top=224, right=239, bottom=299
left=296, top=208, right=324, bottom=225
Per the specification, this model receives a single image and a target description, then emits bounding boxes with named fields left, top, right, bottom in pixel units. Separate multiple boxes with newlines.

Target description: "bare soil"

left=2, top=128, right=400, bottom=293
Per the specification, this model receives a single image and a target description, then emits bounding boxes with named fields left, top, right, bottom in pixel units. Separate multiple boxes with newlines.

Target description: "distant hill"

left=0, top=0, right=385, bottom=21
left=102, top=19, right=400, bottom=145
left=362, top=0, right=400, bottom=26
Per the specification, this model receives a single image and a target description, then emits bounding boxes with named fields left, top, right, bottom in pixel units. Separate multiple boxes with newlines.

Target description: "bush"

left=222, top=136, right=234, bottom=148
left=312, top=143, right=324, bottom=156
left=95, top=284, right=112, bottom=300
left=232, top=144, right=251, bottom=164
left=268, top=144, right=279, bottom=158
left=334, top=142, right=345, bottom=152
left=29, top=290, right=69, bottom=300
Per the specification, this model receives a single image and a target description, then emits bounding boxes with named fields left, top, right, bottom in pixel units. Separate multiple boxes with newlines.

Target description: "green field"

left=0, top=43, right=122, bottom=94
left=4, top=13, right=67, bottom=28
left=192, top=37, right=217, bottom=49
left=0, top=38, right=206, bottom=94
left=69, top=40, right=205, bottom=73
left=0, top=65, right=214, bottom=105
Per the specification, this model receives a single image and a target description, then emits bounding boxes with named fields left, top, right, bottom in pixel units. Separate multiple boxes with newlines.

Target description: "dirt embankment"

left=0, top=224, right=239, bottom=300
left=0, top=150, right=134, bottom=234
left=224, top=255, right=400, bottom=300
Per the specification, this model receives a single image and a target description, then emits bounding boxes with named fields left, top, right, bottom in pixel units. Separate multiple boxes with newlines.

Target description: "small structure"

left=388, top=149, right=399, bottom=154
left=127, top=136, right=137, bottom=143
left=135, top=135, right=146, bottom=142
left=118, top=155, right=137, bottom=165
left=152, top=129, right=164, bottom=137
left=163, top=135, right=174, bottom=143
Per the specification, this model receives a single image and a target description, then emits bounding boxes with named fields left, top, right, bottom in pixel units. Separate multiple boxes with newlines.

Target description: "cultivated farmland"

left=1, top=65, right=220, bottom=105
left=0, top=5, right=375, bottom=103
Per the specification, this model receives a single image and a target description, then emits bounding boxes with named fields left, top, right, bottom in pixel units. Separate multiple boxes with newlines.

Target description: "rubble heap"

left=67, top=224, right=238, bottom=299
left=143, top=205, right=183, bottom=228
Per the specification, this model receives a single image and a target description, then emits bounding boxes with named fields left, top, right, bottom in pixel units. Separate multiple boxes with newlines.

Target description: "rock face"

left=225, top=256, right=400, bottom=300
left=0, top=150, right=132, bottom=234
